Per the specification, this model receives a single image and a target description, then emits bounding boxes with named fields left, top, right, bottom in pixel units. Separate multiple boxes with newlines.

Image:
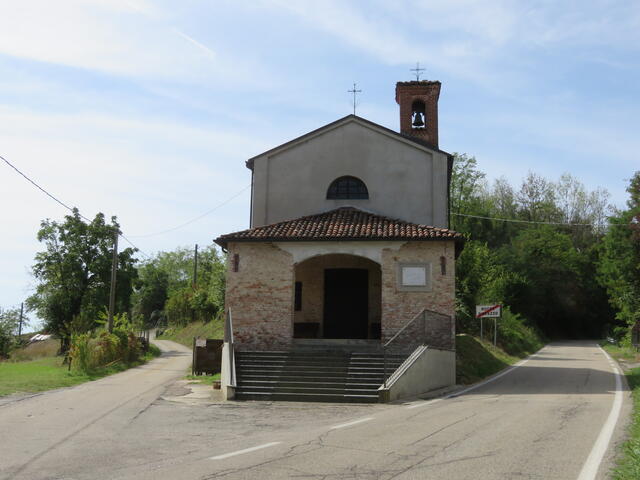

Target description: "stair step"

left=236, top=385, right=378, bottom=394
left=236, top=358, right=403, bottom=365
left=237, top=380, right=381, bottom=388
left=235, top=366, right=401, bottom=373
left=233, top=350, right=410, bottom=404
left=234, top=391, right=379, bottom=403
left=237, top=376, right=385, bottom=385
left=237, top=371, right=387, bottom=379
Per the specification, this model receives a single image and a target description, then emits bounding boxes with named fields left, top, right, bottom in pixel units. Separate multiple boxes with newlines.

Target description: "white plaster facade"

left=249, top=116, right=451, bottom=229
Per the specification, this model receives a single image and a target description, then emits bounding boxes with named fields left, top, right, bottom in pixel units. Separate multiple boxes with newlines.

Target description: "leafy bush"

left=69, top=313, right=144, bottom=374
left=495, top=308, right=545, bottom=356
left=456, top=334, right=517, bottom=384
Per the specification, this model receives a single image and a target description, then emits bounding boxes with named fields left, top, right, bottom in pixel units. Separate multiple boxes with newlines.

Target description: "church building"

left=215, top=79, right=463, bottom=403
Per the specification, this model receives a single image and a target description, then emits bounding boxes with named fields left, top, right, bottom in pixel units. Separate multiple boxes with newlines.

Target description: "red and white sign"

left=475, top=304, right=502, bottom=318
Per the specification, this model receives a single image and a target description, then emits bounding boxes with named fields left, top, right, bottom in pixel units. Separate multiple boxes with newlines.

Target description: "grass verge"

left=0, top=345, right=161, bottom=397
left=456, top=334, right=521, bottom=385
left=185, top=373, right=221, bottom=385
left=602, top=343, right=640, bottom=479
left=157, top=319, right=223, bottom=348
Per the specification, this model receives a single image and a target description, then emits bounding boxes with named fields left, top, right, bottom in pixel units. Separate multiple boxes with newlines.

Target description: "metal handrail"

left=224, top=308, right=236, bottom=387
left=383, top=308, right=429, bottom=388
left=383, top=308, right=428, bottom=349
left=382, top=307, right=453, bottom=387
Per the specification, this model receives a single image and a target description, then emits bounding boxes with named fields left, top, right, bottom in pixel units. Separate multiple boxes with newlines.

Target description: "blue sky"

left=1, top=1, right=639, bottom=330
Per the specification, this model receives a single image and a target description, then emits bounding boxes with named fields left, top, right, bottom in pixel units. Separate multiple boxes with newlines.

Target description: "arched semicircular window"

left=326, top=176, right=369, bottom=199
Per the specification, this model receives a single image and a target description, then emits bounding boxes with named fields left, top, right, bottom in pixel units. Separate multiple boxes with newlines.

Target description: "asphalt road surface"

left=0, top=341, right=630, bottom=480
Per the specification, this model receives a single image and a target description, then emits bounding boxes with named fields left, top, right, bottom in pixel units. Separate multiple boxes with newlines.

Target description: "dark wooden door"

left=323, top=268, right=368, bottom=339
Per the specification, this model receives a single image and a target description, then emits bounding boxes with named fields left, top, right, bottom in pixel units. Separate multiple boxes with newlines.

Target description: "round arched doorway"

left=293, top=254, right=381, bottom=340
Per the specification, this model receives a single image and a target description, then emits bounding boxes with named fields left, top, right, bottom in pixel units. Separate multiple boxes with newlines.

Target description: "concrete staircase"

left=234, top=349, right=406, bottom=403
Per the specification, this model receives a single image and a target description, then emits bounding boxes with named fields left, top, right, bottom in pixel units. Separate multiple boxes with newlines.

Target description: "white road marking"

left=576, top=346, right=624, bottom=480
left=406, top=350, right=541, bottom=409
left=210, top=442, right=281, bottom=460
left=330, top=417, right=373, bottom=430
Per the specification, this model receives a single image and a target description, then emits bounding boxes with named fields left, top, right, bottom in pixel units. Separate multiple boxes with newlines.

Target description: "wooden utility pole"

left=108, top=232, right=118, bottom=333
left=193, top=244, right=198, bottom=287
left=191, top=244, right=198, bottom=323
left=18, top=302, right=24, bottom=337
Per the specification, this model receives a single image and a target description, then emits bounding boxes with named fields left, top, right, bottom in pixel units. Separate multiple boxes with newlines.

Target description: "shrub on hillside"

left=495, top=308, right=544, bottom=356
left=69, top=313, right=143, bottom=374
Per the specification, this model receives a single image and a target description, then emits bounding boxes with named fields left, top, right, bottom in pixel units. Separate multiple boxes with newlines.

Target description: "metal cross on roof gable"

left=348, top=82, right=362, bottom=115
left=410, top=62, right=425, bottom=81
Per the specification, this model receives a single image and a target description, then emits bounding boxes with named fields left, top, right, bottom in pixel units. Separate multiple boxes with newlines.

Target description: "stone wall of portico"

left=225, top=242, right=294, bottom=351
left=224, top=240, right=455, bottom=351
left=381, top=241, right=455, bottom=350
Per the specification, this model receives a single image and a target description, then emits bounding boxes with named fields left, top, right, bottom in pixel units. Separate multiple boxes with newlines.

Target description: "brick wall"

left=225, top=242, right=294, bottom=351
left=381, top=241, right=455, bottom=350
left=395, top=81, right=441, bottom=149
left=224, top=240, right=456, bottom=351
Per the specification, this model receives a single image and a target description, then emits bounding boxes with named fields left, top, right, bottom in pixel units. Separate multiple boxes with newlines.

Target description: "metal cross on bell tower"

left=348, top=82, right=362, bottom=115
left=410, top=62, right=425, bottom=81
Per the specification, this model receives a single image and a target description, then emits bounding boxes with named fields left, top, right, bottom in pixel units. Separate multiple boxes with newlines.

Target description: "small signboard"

left=475, top=304, right=502, bottom=318
left=192, top=338, right=223, bottom=376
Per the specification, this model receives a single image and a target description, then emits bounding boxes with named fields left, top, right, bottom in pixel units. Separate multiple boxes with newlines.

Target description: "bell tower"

left=395, top=80, right=441, bottom=148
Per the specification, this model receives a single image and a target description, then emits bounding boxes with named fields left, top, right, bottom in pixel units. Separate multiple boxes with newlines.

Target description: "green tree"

left=132, top=263, right=168, bottom=327
left=502, top=226, right=605, bottom=338
left=597, top=172, right=640, bottom=341
left=0, top=307, right=22, bottom=357
left=133, top=245, right=226, bottom=326
left=455, top=240, right=525, bottom=332
left=26, top=209, right=137, bottom=352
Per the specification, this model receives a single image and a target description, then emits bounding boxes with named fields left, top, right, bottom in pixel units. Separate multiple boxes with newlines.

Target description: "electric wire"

left=127, top=184, right=251, bottom=238
left=1, top=154, right=150, bottom=257
left=2, top=154, right=78, bottom=215
left=451, top=211, right=636, bottom=228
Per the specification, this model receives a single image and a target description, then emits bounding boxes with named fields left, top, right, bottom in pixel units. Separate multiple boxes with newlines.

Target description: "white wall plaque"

left=396, top=263, right=432, bottom=291
left=402, top=266, right=427, bottom=286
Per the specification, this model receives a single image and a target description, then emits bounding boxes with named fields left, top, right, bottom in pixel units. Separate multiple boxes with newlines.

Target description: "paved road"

left=0, top=342, right=630, bottom=480
left=0, top=338, right=192, bottom=480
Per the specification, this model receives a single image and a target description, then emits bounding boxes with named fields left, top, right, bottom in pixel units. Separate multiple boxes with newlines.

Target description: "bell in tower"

left=411, top=100, right=426, bottom=129
left=395, top=79, right=441, bottom=148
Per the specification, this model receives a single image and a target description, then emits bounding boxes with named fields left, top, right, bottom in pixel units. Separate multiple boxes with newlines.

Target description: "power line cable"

left=2, top=154, right=78, bottom=215
left=2, top=154, right=150, bottom=257
left=128, top=184, right=251, bottom=238
left=451, top=211, right=636, bottom=228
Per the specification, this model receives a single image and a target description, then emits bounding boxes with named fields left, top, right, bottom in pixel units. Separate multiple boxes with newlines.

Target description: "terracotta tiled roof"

left=215, top=207, right=463, bottom=247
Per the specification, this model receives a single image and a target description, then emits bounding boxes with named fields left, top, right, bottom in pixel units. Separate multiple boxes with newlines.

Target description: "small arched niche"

left=326, top=176, right=369, bottom=200
left=411, top=100, right=426, bottom=129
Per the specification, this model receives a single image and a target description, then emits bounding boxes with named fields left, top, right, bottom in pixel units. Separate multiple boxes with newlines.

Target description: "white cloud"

left=0, top=0, right=279, bottom=88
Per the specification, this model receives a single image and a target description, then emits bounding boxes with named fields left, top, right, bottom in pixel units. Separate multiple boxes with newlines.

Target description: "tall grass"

left=9, top=339, right=59, bottom=361
left=157, top=318, right=223, bottom=348
left=69, top=314, right=145, bottom=375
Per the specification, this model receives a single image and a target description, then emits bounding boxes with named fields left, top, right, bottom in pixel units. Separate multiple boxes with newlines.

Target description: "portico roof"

left=214, top=207, right=463, bottom=248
